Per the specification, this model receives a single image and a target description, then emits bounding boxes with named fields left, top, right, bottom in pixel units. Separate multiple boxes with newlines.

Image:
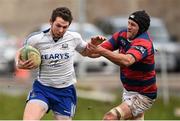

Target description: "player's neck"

left=50, top=30, right=61, bottom=42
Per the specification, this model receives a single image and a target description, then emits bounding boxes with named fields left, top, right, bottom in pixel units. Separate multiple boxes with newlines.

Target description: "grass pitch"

left=0, top=93, right=180, bottom=120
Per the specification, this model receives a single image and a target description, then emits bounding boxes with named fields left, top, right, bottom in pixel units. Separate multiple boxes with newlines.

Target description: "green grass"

left=0, top=94, right=25, bottom=119
left=145, top=97, right=180, bottom=120
left=0, top=93, right=180, bottom=120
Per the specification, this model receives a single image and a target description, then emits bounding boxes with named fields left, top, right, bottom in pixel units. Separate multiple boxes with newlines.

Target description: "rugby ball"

left=20, top=45, right=41, bottom=68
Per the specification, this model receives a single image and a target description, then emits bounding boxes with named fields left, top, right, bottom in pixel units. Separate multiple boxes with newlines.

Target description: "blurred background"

left=0, top=0, right=180, bottom=120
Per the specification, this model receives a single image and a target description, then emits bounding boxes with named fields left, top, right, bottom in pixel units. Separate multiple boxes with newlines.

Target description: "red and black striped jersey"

left=101, top=29, right=157, bottom=99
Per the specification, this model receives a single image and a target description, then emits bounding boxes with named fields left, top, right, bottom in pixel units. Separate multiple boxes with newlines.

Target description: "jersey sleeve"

left=74, top=33, right=87, bottom=53
left=101, top=32, right=119, bottom=51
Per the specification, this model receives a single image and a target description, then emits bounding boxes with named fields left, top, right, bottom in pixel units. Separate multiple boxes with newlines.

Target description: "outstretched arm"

left=88, top=45, right=136, bottom=67
left=79, top=43, right=101, bottom=58
left=79, top=35, right=107, bottom=58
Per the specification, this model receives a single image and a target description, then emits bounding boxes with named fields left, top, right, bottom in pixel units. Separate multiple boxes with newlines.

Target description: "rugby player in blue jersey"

left=16, top=7, right=98, bottom=120
left=89, top=10, right=157, bottom=120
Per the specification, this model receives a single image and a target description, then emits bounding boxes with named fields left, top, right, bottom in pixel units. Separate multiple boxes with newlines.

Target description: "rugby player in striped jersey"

left=88, top=10, right=157, bottom=120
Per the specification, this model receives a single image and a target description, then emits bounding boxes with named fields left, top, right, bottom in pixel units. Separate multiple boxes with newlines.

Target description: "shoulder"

left=135, top=32, right=151, bottom=41
left=23, top=31, right=45, bottom=46
left=65, top=31, right=82, bottom=39
left=132, top=33, right=153, bottom=49
left=26, top=31, right=44, bottom=41
left=112, top=29, right=127, bottom=40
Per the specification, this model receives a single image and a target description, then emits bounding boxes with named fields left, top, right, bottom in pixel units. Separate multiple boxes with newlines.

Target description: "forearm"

left=80, top=44, right=101, bottom=58
left=80, top=50, right=100, bottom=58
left=98, top=48, right=135, bottom=67
left=87, top=53, right=101, bottom=58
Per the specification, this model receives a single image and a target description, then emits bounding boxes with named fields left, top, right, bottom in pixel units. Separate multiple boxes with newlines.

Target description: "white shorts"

left=122, top=89, right=155, bottom=117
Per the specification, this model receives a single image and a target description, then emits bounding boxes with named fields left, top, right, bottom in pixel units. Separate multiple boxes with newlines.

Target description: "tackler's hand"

left=91, top=35, right=107, bottom=46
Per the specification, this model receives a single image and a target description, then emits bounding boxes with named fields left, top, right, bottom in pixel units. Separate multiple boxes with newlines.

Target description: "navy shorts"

left=27, top=80, right=77, bottom=117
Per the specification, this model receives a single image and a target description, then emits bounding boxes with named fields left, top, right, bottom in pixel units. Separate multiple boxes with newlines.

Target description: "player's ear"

left=49, top=19, right=53, bottom=26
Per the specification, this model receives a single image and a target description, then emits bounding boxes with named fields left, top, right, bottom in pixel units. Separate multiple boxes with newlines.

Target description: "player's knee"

left=54, top=114, right=72, bottom=120
left=103, top=111, right=118, bottom=120
left=107, top=106, right=125, bottom=120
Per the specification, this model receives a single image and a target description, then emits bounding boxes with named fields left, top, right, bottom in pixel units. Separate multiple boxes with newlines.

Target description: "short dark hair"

left=50, top=7, right=73, bottom=24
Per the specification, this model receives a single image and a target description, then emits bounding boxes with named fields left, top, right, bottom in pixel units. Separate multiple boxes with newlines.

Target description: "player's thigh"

left=23, top=100, right=48, bottom=120
left=118, top=101, right=133, bottom=119
left=113, top=101, right=144, bottom=120
left=104, top=101, right=133, bottom=120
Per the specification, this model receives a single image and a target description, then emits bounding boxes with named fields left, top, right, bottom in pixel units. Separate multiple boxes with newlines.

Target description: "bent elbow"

left=121, top=58, right=134, bottom=67
left=122, top=61, right=131, bottom=67
left=122, top=54, right=135, bottom=67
